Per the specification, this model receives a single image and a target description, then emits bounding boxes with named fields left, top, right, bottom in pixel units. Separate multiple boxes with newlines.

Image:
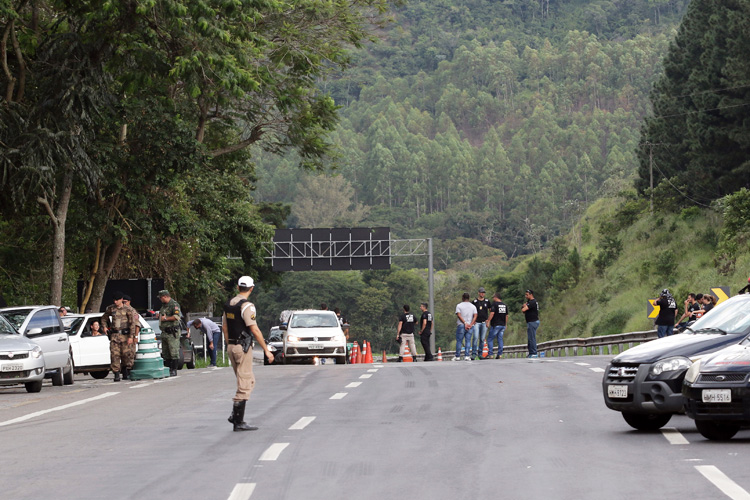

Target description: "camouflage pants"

left=161, top=330, right=180, bottom=360
left=110, top=333, right=135, bottom=373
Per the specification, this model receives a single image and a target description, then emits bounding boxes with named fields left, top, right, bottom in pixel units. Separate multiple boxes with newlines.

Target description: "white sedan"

left=63, top=313, right=150, bottom=379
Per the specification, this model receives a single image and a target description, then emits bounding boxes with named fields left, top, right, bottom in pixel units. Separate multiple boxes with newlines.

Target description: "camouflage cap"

left=157, top=290, right=170, bottom=297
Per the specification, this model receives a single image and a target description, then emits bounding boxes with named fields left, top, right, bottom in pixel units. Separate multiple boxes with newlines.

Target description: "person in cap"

left=522, top=289, right=540, bottom=357
left=158, top=289, right=182, bottom=376
left=471, top=287, right=490, bottom=359
left=654, top=288, right=678, bottom=338
left=101, top=292, right=140, bottom=381
left=223, top=276, right=274, bottom=431
left=120, top=294, right=141, bottom=378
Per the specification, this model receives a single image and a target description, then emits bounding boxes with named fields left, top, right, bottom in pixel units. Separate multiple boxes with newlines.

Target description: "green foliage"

left=715, top=188, right=750, bottom=274
left=590, top=310, right=630, bottom=336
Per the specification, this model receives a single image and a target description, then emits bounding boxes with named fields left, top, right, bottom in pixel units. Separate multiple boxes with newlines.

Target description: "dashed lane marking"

left=289, top=416, right=315, bottom=430
left=661, top=427, right=690, bottom=445
left=367, top=369, right=379, bottom=373
left=259, top=443, right=289, bottom=461
left=0, top=392, right=119, bottom=427
left=575, top=362, right=590, bottom=366
left=589, top=367, right=605, bottom=373
left=330, top=393, right=348, bottom=400
left=359, top=374, right=373, bottom=379
left=696, top=466, right=750, bottom=500
left=346, top=382, right=362, bottom=388
left=227, top=483, right=256, bottom=500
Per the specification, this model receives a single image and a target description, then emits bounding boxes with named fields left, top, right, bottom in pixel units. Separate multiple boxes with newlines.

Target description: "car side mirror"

left=26, top=327, right=43, bottom=336
left=279, top=324, right=287, bottom=331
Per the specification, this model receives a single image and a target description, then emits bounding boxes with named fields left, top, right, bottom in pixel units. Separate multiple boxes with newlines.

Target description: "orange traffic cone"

left=382, top=350, right=387, bottom=362
left=482, top=340, right=489, bottom=359
left=402, top=343, right=413, bottom=362
left=366, top=341, right=374, bottom=363
left=361, top=341, right=369, bottom=364
left=357, top=341, right=364, bottom=364
left=437, top=347, right=443, bottom=361
left=350, top=342, right=359, bottom=364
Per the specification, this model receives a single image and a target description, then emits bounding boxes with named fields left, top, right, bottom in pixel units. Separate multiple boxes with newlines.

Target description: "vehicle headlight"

left=649, top=356, right=692, bottom=377
left=333, top=334, right=346, bottom=343
left=684, top=360, right=702, bottom=384
left=287, top=335, right=300, bottom=342
left=268, top=345, right=277, bottom=352
left=31, top=345, right=43, bottom=359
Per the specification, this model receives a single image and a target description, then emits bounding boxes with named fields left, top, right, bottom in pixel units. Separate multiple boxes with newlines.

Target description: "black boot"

left=232, top=401, right=258, bottom=431
left=113, top=371, right=121, bottom=382
left=122, top=367, right=129, bottom=380
left=169, top=360, right=177, bottom=377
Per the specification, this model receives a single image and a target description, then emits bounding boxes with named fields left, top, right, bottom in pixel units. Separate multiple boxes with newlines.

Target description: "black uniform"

left=419, top=310, right=434, bottom=361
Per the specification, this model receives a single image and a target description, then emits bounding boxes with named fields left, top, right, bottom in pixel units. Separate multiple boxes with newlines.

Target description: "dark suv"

left=602, top=294, right=750, bottom=430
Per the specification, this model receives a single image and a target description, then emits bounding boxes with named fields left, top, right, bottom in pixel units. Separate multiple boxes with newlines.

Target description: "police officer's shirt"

left=399, top=312, right=416, bottom=334
left=490, top=301, right=508, bottom=327
left=159, top=299, right=181, bottom=329
left=420, top=310, right=433, bottom=335
left=472, top=298, right=490, bottom=322
left=655, top=295, right=677, bottom=325
left=226, top=295, right=257, bottom=328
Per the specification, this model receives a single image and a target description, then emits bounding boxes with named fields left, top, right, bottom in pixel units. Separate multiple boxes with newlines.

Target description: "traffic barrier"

left=437, top=347, right=443, bottom=361
left=382, top=350, right=387, bottom=363
left=365, top=341, right=373, bottom=363
left=129, top=328, right=170, bottom=380
left=361, top=341, right=369, bottom=364
left=357, top=341, right=364, bottom=364
left=402, top=343, right=413, bottom=362
left=482, top=340, right=489, bottom=359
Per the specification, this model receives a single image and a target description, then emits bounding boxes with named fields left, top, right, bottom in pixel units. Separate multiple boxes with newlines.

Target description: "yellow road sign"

left=711, top=286, right=730, bottom=304
left=647, top=298, right=659, bottom=319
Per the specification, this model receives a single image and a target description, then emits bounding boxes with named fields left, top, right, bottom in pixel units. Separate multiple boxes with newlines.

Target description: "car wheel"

left=90, top=371, right=109, bottom=380
left=695, top=420, right=741, bottom=440
left=25, top=380, right=43, bottom=393
left=51, top=368, right=64, bottom=386
left=63, top=357, right=74, bottom=385
left=621, top=412, right=672, bottom=431
left=186, top=352, right=195, bottom=369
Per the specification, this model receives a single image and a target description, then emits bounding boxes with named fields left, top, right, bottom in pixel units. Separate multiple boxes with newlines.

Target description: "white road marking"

left=330, top=393, right=348, bottom=400
left=373, top=364, right=384, bottom=368
left=359, top=374, right=373, bottom=379
left=346, top=382, right=362, bottom=388
left=367, top=369, right=378, bottom=373
left=589, top=367, right=605, bottom=373
left=661, top=427, right=690, bottom=445
left=696, top=465, right=750, bottom=500
left=259, top=443, right=289, bottom=461
left=227, top=482, right=256, bottom=500
left=575, top=362, right=590, bottom=366
left=289, top=416, right=315, bottom=430
left=129, top=382, right=153, bottom=389
left=0, top=392, right=119, bottom=427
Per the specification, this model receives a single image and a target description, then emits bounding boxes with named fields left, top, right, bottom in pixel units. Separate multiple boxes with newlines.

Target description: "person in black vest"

left=487, top=292, right=509, bottom=359
left=471, top=287, right=490, bottom=359
left=396, top=304, right=418, bottom=361
left=223, top=276, right=274, bottom=431
left=419, top=303, right=434, bottom=361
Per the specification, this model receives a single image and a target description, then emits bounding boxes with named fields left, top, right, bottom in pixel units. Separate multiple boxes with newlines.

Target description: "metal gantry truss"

left=261, top=238, right=429, bottom=261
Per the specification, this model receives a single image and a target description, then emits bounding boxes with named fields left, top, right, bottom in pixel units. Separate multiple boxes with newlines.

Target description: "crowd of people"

left=657, top=289, right=719, bottom=337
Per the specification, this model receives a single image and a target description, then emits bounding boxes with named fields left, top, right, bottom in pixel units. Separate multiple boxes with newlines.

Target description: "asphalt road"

left=1, top=355, right=749, bottom=500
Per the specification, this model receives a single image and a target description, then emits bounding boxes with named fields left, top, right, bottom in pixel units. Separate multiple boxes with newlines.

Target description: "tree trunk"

left=42, top=170, right=73, bottom=306
left=86, top=239, right=124, bottom=312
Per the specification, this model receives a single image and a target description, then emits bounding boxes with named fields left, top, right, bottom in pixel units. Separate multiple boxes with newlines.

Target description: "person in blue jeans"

left=522, top=290, right=540, bottom=358
left=471, top=287, right=490, bottom=359
left=454, top=292, right=477, bottom=360
left=192, top=317, right=222, bottom=367
left=486, top=292, right=508, bottom=358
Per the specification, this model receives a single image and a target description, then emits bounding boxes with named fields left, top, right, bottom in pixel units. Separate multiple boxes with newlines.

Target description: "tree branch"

left=208, top=125, right=265, bottom=157
left=1, top=20, right=17, bottom=103
left=37, top=195, right=57, bottom=227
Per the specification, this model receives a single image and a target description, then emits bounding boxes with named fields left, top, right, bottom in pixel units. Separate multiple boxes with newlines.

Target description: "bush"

left=590, top=310, right=630, bottom=336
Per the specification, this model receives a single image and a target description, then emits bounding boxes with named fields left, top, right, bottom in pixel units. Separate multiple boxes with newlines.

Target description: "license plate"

left=702, top=389, right=731, bottom=403
left=608, top=385, right=628, bottom=398
left=308, top=344, right=324, bottom=350
left=1, top=363, right=23, bottom=372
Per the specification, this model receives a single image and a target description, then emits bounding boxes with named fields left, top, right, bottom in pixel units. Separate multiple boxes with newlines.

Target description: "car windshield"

left=146, top=319, right=162, bottom=334
left=0, top=315, right=17, bottom=334
left=0, top=309, right=31, bottom=330
left=690, top=296, right=750, bottom=335
left=290, top=314, right=338, bottom=328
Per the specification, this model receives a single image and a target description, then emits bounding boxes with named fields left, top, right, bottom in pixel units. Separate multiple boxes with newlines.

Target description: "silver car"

left=0, top=314, right=46, bottom=393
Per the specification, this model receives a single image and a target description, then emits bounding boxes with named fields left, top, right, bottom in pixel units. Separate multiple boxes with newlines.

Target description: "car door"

left=79, top=318, right=110, bottom=367
left=24, top=309, right=68, bottom=369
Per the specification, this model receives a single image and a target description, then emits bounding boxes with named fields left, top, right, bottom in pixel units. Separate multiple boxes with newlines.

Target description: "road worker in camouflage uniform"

left=101, top=292, right=140, bottom=382
left=122, top=294, right=140, bottom=378
left=158, top=289, right=182, bottom=377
